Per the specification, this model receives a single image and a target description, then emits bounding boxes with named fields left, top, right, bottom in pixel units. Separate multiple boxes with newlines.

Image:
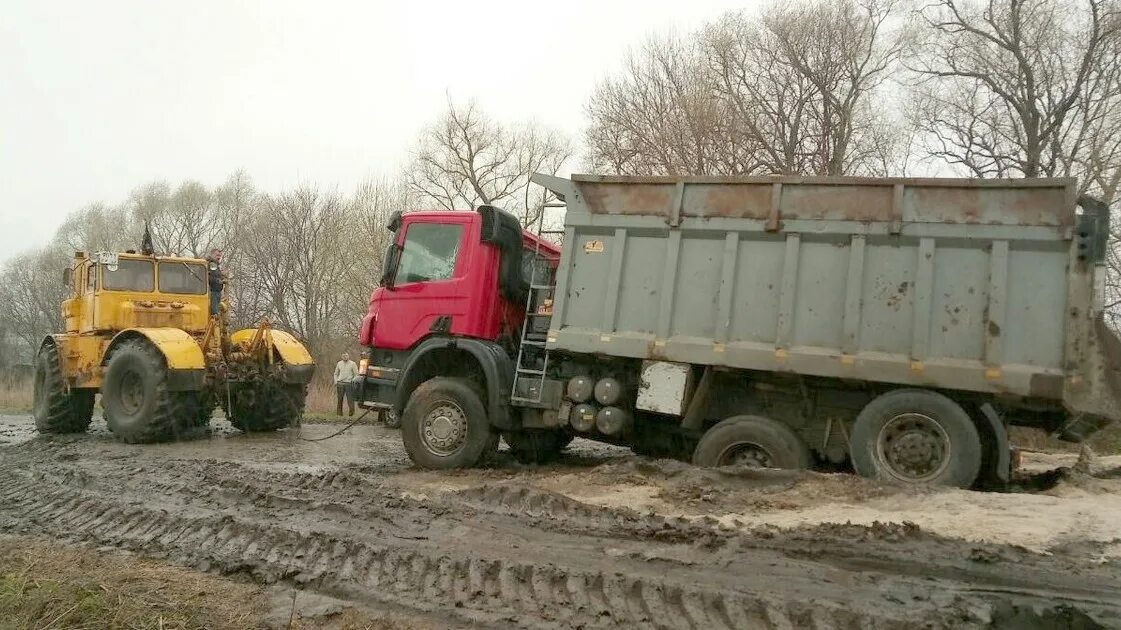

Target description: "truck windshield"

left=101, top=259, right=155, bottom=292
left=395, top=223, right=463, bottom=284
left=159, top=262, right=207, bottom=295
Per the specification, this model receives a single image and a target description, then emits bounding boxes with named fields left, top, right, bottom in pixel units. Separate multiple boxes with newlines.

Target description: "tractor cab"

left=63, top=250, right=210, bottom=336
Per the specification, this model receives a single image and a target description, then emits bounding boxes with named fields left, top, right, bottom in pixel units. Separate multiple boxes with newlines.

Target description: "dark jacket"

left=207, top=259, right=223, bottom=292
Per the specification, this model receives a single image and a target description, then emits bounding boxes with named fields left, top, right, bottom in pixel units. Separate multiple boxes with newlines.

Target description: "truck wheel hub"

left=878, top=413, right=950, bottom=481
left=720, top=443, right=774, bottom=468
left=422, top=403, right=467, bottom=455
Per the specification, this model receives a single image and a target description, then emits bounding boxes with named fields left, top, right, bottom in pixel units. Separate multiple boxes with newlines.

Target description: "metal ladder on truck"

left=510, top=202, right=566, bottom=404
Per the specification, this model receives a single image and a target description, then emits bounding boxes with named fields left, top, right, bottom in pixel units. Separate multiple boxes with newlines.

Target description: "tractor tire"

left=401, top=377, right=497, bottom=469
left=849, top=388, right=982, bottom=488
left=693, top=415, right=812, bottom=470
left=225, top=380, right=305, bottom=433
left=32, top=343, right=95, bottom=434
left=504, top=429, right=570, bottom=464
left=102, top=339, right=201, bottom=444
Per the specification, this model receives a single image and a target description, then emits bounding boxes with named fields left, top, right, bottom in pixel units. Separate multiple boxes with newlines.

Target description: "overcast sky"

left=0, top=0, right=758, bottom=255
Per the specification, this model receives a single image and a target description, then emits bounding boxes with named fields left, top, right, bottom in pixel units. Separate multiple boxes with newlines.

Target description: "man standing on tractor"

left=206, top=249, right=223, bottom=317
left=334, top=352, right=358, bottom=416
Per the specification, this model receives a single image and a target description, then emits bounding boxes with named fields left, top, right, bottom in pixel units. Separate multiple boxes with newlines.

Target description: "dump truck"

left=356, top=174, right=1121, bottom=487
left=33, top=248, right=315, bottom=443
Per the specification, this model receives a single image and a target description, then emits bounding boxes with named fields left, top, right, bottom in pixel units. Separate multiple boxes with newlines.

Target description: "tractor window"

left=101, top=259, right=155, bottom=292
left=395, top=223, right=463, bottom=284
left=85, top=264, right=96, bottom=293
left=159, top=262, right=207, bottom=295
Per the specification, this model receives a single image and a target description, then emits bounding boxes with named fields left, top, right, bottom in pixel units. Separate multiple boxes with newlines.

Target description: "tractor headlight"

left=359, top=358, right=369, bottom=376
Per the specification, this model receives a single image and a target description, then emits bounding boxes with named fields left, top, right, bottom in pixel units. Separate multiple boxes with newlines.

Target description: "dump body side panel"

left=536, top=174, right=1120, bottom=429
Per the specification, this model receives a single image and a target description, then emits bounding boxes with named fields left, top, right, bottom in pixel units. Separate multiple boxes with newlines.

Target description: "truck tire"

left=401, top=377, right=497, bottom=469
left=504, top=429, right=570, bottom=464
left=32, top=343, right=95, bottom=434
left=102, top=339, right=201, bottom=444
left=226, top=381, right=305, bottom=432
left=693, top=415, right=812, bottom=469
left=849, top=389, right=982, bottom=488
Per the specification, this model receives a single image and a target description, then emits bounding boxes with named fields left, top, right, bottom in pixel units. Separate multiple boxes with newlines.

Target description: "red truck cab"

left=356, top=206, right=560, bottom=462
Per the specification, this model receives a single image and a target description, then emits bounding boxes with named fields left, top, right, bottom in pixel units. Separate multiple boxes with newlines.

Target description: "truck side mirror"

left=380, top=242, right=401, bottom=290
left=62, top=267, right=72, bottom=287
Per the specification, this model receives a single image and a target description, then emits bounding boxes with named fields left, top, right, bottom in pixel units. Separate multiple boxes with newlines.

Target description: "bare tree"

left=409, top=98, right=572, bottom=226
left=912, top=0, right=1121, bottom=184
left=132, top=180, right=223, bottom=257
left=0, top=247, right=70, bottom=360
left=586, top=33, right=752, bottom=176
left=342, top=176, right=411, bottom=338
left=54, top=203, right=137, bottom=254
left=760, top=0, right=911, bottom=175
left=587, top=1, right=912, bottom=177
left=239, top=186, right=363, bottom=363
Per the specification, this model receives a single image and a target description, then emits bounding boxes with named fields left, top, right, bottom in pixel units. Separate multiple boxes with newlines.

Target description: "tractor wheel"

left=32, top=343, right=95, bottom=434
left=504, top=429, right=570, bottom=464
left=179, top=387, right=216, bottom=434
left=102, top=339, right=201, bottom=444
left=401, top=377, right=497, bottom=469
left=225, top=378, right=305, bottom=433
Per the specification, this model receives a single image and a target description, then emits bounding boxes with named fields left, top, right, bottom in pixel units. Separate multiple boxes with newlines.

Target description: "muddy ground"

left=1, top=414, right=1120, bottom=629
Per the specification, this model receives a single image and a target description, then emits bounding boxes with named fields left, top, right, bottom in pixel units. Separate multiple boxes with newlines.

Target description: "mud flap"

left=978, top=403, right=1011, bottom=485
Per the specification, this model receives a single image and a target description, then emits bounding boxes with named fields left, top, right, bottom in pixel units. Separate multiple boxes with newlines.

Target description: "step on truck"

left=356, top=174, right=1121, bottom=487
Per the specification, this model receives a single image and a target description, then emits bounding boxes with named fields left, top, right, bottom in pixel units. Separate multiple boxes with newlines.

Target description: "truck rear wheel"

left=693, top=415, right=812, bottom=469
left=401, top=377, right=496, bottom=469
left=102, top=339, right=201, bottom=444
left=33, top=343, right=95, bottom=434
left=849, top=389, right=982, bottom=488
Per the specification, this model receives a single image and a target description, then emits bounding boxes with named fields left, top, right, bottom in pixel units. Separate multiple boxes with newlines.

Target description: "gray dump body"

left=534, top=174, right=1121, bottom=435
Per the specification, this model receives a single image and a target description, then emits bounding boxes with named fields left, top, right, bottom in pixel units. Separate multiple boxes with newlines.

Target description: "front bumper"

left=356, top=367, right=401, bottom=411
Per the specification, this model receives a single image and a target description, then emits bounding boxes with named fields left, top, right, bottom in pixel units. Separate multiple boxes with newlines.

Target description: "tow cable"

left=295, top=409, right=374, bottom=442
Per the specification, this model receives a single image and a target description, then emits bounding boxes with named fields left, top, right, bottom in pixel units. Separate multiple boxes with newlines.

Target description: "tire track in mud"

left=0, top=468, right=907, bottom=630
left=3, top=441, right=1121, bottom=628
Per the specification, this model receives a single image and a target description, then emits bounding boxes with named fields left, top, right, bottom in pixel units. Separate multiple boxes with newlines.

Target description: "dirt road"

left=1, top=414, right=1119, bottom=629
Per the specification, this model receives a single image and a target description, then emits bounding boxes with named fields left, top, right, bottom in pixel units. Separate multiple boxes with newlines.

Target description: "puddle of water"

left=0, top=413, right=403, bottom=469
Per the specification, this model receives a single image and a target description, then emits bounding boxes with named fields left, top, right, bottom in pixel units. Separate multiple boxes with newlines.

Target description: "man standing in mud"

left=206, top=248, right=224, bottom=317
left=334, top=352, right=358, bottom=416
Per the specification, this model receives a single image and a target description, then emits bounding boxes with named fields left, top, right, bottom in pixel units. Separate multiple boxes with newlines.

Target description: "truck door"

left=375, top=219, right=471, bottom=350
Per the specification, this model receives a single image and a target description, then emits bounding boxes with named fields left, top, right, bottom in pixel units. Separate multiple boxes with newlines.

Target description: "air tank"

left=566, top=376, right=594, bottom=403
left=595, top=406, right=632, bottom=436
left=570, top=403, right=598, bottom=432
left=594, top=377, right=623, bottom=406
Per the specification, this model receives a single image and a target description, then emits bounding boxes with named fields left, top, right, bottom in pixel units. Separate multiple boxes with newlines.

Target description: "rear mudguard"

left=229, top=328, right=317, bottom=383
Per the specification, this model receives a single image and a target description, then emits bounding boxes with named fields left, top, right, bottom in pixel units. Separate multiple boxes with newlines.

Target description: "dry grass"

left=306, top=380, right=337, bottom=415
left=0, top=378, right=32, bottom=412
left=0, top=536, right=428, bottom=629
left=0, top=536, right=264, bottom=629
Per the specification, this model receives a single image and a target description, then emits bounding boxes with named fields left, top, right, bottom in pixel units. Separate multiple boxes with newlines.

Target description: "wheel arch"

left=229, top=327, right=316, bottom=383
left=104, top=328, right=205, bottom=391
left=397, top=336, right=514, bottom=430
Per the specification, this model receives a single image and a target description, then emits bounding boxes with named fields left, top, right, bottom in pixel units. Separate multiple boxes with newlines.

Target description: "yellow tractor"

left=32, top=248, right=316, bottom=443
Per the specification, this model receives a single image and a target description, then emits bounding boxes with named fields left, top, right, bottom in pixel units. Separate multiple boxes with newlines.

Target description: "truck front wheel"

left=401, top=377, right=496, bottom=469
left=693, top=415, right=812, bottom=469
left=849, top=389, right=982, bottom=488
